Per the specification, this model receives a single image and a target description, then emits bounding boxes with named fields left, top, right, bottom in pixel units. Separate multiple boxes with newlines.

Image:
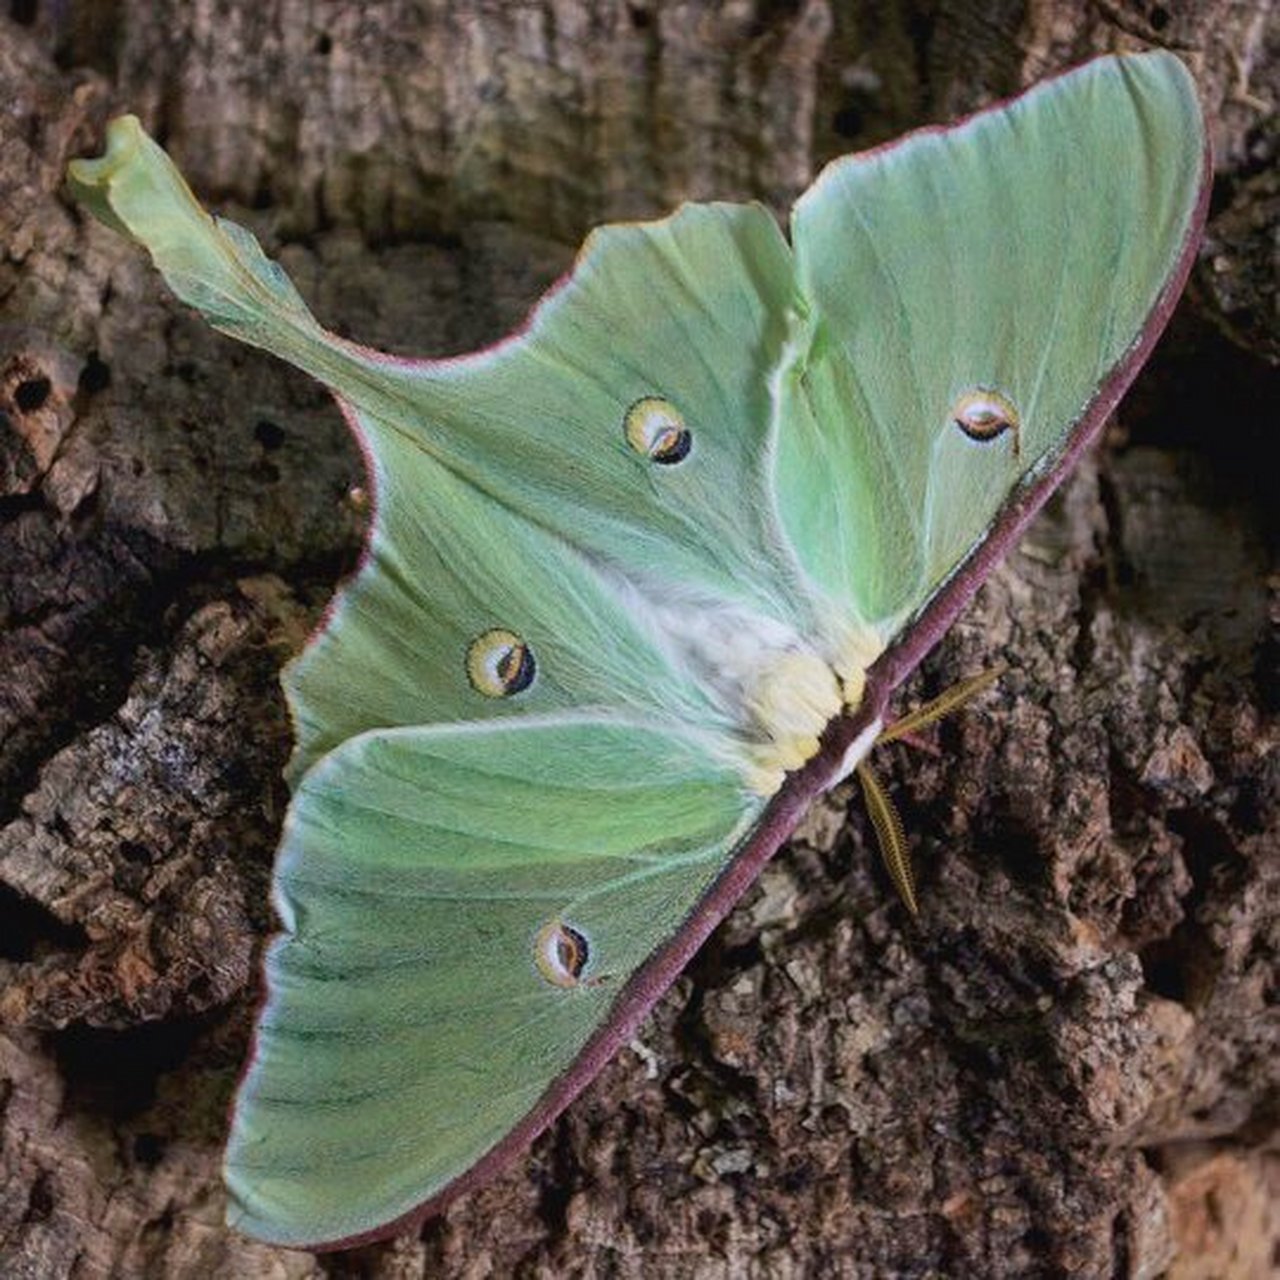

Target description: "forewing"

left=775, top=52, right=1207, bottom=628
left=68, top=118, right=791, bottom=1250
left=224, top=715, right=764, bottom=1246
left=67, top=118, right=827, bottom=779
left=289, top=203, right=833, bottom=772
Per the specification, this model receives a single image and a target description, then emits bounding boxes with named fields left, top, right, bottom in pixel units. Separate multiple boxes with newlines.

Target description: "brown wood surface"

left=1, top=2, right=1276, bottom=1276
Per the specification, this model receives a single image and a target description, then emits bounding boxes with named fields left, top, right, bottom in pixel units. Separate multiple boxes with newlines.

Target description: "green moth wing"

left=229, top=715, right=764, bottom=1246
left=774, top=53, right=1207, bottom=628
left=69, top=116, right=841, bottom=786
left=67, top=50, right=1208, bottom=1247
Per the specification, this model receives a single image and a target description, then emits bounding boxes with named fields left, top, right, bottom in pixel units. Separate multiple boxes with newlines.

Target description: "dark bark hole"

left=9, top=0, right=37, bottom=26
left=78, top=351, right=111, bottom=395
left=1137, top=940, right=1188, bottom=1004
left=314, top=31, right=332, bottom=55
left=982, top=813, right=1049, bottom=896
left=832, top=103, right=864, bottom=139
left=254, top=418, right=286, bottom=450
left=24, top=1171, right=55, bottom=1223
left=1149, top=5, right=1170, bottom=31
left=1254, top=634, right=1280, bottom=717
left=0, top=884, right=87, bottom=961
left=14, top=376, right=51, bottom=412
left=133, top=1132, right=165, bottom=1168
left=1169, top=808, right=1250, bottom=888
left=53, top=1016, right=219, bottom=1120
left=831, top=77, right=880, bottom=142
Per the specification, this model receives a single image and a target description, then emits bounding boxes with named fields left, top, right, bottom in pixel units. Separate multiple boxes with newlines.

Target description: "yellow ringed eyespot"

left=951, top=389, right=1021, bottom=452
left=624, top=396, right=692, bottom=464
left=465, top=628, right=536, bottom=697
left=534, top=919, right=591, bottom=988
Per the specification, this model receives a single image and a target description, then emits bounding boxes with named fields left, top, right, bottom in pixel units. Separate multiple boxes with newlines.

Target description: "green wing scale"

left=67, top=51, right=1208, bottom=1246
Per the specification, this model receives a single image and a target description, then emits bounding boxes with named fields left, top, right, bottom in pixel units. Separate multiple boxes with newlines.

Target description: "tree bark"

left=1, top=2, right=1275, bottom=1276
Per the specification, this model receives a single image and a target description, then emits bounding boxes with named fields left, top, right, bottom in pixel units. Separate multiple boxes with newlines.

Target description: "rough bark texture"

left=1, top=1, right=1276, bottom=1276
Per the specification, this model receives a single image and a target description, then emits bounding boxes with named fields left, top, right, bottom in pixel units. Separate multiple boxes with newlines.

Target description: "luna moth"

left=67, top=50, right=1209, bottom=1248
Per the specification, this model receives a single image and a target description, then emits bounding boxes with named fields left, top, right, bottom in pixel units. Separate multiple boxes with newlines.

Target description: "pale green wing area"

left=777, top=52, right=1204, bottom=626
left=224, top=715, right=762, bottom=1246
left=69, top=116, right=821, bottom=641
left=67, top=118, right=830, bottom=778
left=283, top=411, right=730, bottom=779
left=368, top=208, right=817, bottom=631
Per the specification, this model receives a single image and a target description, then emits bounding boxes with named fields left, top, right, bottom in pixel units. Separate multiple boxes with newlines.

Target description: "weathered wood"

left=1, top=2, right=1275, bottom=1275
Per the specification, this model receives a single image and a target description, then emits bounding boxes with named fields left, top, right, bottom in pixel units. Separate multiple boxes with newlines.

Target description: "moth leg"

left=857, top=667, right=1005, bottom=915
left=876, top=667, right=1004, bottom=746
left=856, top=761, right=917, bottom=916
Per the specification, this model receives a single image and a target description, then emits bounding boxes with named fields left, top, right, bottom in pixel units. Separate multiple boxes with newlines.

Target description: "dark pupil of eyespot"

left=653, top=429, right=691, bottom=464
left=497, top=643, right=535, bottom=693
left=556, top=926, right=588, bottom=977
left=956, top=413, right=1008, bottom=441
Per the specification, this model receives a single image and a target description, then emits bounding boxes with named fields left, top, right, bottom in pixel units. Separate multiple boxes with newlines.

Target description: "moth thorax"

left=743, top=648, right=843, bottom=787
left=635, top=599, right=819, bottom=786
left=740, top=622, right=884, bottom=794
left=631, top=593, right=881, bottom=794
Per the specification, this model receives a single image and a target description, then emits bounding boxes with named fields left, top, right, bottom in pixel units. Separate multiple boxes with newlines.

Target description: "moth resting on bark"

left=68, top=50, right=1209, bottom=1249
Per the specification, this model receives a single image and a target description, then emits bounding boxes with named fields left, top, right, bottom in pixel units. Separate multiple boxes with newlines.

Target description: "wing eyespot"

left=466, top=629, right=536, bottom=697
left=951, top=389, right=1021, bottom=454
left=534, top=919, right=591, bottom=988
left=624, top=396, right=692, bottom=464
